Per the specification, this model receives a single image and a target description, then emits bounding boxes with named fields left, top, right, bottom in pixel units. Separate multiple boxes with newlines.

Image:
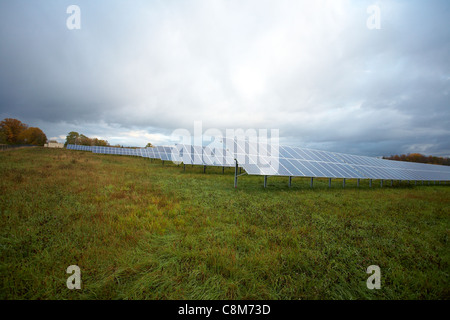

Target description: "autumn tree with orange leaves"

left=0, top=118, right=47, bottom=146
left=18, top=127, right=47, bottom=146
left=0, top=118, right=28, bottom=144
left=383, top=153, right=450, bottom=166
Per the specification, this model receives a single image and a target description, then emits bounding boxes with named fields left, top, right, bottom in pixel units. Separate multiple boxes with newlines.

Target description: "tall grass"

left=0, top=148, right=448, bottom=299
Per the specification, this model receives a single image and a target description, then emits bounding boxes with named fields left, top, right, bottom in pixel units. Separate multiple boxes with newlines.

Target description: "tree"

left=384, top=153, right=450, bottom=166
left=65, top=131, right=80, bottom=146
left=0, top=118, right=28, bottom=144
left=78, top=134, right=92, bottom=146
left=0, top=130, right=7, bottom=144
left=92, top=138, right=109, bottom=146
left=145, top=142, right=154, bottom=148
left=65, top=132, right=109, bottom=147
left=18, top=127, right=47, bottom=146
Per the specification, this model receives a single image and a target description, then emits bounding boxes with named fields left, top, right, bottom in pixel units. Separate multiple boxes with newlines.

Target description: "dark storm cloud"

left=0, top=0, right=449, bottom=154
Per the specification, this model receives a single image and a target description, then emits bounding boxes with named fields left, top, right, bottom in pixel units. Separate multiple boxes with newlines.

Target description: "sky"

left=0, top=0, right=449, bottom=157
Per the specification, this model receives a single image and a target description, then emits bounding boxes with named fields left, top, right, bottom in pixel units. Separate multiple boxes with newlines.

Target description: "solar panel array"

left=228, top=139, right=450, bottom=181
left=65, top=141, right=450, bottom=183
left=171, top=144, right=235, bottom=167
left=66, top=144, right=93, bottom=151
left=66, top=144, right=172, bottom=161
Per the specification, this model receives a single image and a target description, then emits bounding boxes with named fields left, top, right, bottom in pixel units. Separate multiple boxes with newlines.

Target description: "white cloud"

left=0, top=0, right=449, bottom=156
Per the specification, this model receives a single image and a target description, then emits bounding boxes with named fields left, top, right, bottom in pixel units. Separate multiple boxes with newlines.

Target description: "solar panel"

left=66, top=140, right=450, bottom=184
left=67, top=144, right=93, bottom=151
left=224, top=138, right=450, bottom=182
left=154, top=146, right=173, bottom=161
left=88, top=145, right=146, bottom=157
left=172, top=144, right=236, bottom=167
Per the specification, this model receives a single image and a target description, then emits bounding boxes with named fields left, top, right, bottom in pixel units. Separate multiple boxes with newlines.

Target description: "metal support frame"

left=183, top=164, right=186, bottom=172
left=222, top=166, right=225, bottom=174
left=234, top=160, right=238, bottom=188
left=162, top=160, right=165, bottom=166
left=230, top=167, right=449, bottom=189
left=203, top=165, right=206, bottom=173
left=357, top=179, right=360, bottom=187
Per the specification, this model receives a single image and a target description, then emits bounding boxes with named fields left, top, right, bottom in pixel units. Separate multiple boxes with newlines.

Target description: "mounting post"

left=369, top=179, right=372, bottom=188
left=343, top=178, right=346, bottom=188
left=310, top=177, right=314, bottom=188
left=203, top=165, right=206, bottom=173
left=264, top=176, right=268, bottom=188
left=329, top=178, right=332, bottom=188
left=234, top=160, right=238, bottom=188
left=289, top=176, right=292, bottom=188
left=357, top=179, right=360, bottom=187
left=222, top=166, right=225, bottom=174
left=391, top=180, right=393, bottom=186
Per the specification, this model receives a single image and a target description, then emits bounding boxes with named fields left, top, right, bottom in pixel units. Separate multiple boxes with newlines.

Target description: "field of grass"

left=0, top=147, right=449, bottom=299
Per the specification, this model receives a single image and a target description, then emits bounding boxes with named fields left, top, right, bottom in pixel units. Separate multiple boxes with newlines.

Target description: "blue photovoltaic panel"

left=173, top=144, right=236, bottom=167
left=153, top=146, right=172, bottom=161
left=66, top=140, right=450, bottom=182
left=145, top=147, right=157, bottom=159
left=67, top=144, right=93, bottom=151
left=224, top=139, right=450, bottom=181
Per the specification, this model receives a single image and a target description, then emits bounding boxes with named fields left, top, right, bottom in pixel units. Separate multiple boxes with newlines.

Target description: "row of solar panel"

left=171, top=145, right=235, bottom=167
left=170, top=142, right=450, bottom=181
left=227, top=140, right=450, bottom=181
left=67, top=144, right=160, bottom=158
left=67, top=144, right=236, bottom=168
left=66, top=142, right=450, bottom=181
left=228, top=139, right=450, bottom=172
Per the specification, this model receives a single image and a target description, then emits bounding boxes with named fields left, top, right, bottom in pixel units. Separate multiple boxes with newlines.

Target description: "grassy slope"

left=0, top=147, right=448, bottom=299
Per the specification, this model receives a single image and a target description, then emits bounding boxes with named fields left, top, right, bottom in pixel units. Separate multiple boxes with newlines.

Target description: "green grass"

left=0, top=147, right=449, bottom=299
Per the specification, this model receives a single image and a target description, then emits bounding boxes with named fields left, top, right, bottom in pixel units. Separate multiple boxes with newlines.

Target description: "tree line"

left=65, top=131, right=109, bottom=147
left=0, top=118, right=47, bottom=146
left=383, top=153, right=450, bottom=166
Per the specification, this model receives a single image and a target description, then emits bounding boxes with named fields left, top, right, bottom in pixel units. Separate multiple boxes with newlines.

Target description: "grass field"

left=0, top=147, right=449, bottom=299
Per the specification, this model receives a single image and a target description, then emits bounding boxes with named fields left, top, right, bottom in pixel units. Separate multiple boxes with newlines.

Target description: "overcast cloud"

left=0, top=0, right=449, bottom=156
